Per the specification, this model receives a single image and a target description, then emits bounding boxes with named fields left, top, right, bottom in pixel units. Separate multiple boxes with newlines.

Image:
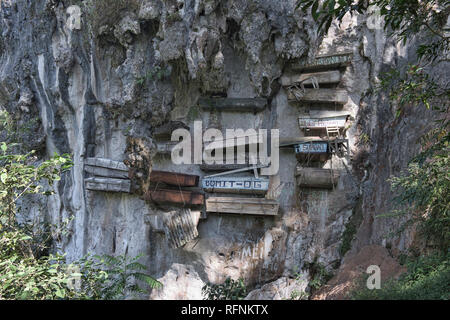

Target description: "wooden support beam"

left=281, top=70, right=341, bottom=86
left=292, top=52, right=352, bottom=71
left=198, top=97, right=267, bottom=112
left=295, top=167, right=340, bottom=189
left=149, top=170, right=199, bottom=187
left=200, top=163, right=252, bottom=172
left=143, top=189, right=204, bottom=206
left=85, top=177, right=131, bottom=193
left=206, top=197, right=279, bottom=216
left=288, top=88, right=348, bottom=104
left=202, top=176, right=270, bottom=194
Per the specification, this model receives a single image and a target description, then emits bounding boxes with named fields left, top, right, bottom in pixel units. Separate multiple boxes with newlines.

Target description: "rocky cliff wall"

left=0, top=0, right=446, bottom=299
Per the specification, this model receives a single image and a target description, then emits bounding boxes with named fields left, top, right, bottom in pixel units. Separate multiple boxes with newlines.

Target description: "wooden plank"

left=295, top=167, right=340, bottom=189
left=198, top=98, right=267, bottom=112
left=288, top=88, right=348, bottom=104
left=200, top=163, right=253, bottom=172
left=292, top=51, right=352, bottom=71
left=150, top=170, right=199, bottom=187
left=143, top=189, right=204, bottom=206
left=203, top=133, right=261, bottom=152
left=298, top=115, right=349, bottom=129
left=294, top=141, right=328, bottom=154
left=202, top=176, right=270, bottom=194
left=206, top=197, right=279, bottom=216
left=280, top=136, right=324, bottom=147
left=85, top=177, right=131, bottom=193
left=153, top=121, right=189, bottom=140
left=281, top=70, right=341, bottom=86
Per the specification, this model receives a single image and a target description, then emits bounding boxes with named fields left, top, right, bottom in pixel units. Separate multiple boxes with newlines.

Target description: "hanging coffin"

left=281, top=70, right=341, bottom=86
left=143, top=189, right=204, bottom=206
left=206, top=197, right=279, bottom=216
left=85, top=177, right=131, bottom=193
left=295, top=167, right=340, bottom=189
left=288, top=88, right=348, bottom=104
left=292, top=51, right=352, bottom=71
left=198, top=97, right=267, bottom=112
left=161, top=209, right=200, bottom=248
left=149, top=170, right=199, bottom=187
left=84, top=157, right=129, bottom=179
left=294, top=141, right=328, bottom=154
left=298, top=111, right=351, bottom=129
left=202, top=176, right=270, bottom=194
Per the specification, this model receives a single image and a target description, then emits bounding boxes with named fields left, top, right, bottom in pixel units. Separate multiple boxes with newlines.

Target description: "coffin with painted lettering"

left=295, top=167, right=340, bottom=189
left=84, top=157, right=129, bottom=179
left=292, top=51, right=352, bottom=71
left=202, top=176, right=270, bottom=194
left=206, top=197, right=279, bottom=216
left=298, top=111, right=351, bottom=129
left=288, top=88, right=348, bottom=104
left=281, top=70, right=341, bottom=86
left=85, top=177, right=131, bottom=193
left=198, top=97, right=267, bottom=112
left=143, top=189, right=204, bottom=206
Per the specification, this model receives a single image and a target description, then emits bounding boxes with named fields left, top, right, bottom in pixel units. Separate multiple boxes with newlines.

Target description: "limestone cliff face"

left=0, top=0, right=445, bottom=299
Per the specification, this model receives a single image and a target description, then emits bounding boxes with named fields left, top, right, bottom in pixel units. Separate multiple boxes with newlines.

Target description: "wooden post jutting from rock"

left=198, top=97, right=267, bottom=112
left=288, top=88, right=348, bottom=104
left=206, top=197, right=279, bottom=216
left=295, top=167, right=340, bottom=189
left=143, top=189, right=204, bottom=206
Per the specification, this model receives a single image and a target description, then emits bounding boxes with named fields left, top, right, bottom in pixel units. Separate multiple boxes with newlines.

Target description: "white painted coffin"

left=293, top=51, right=352, bottom=71
left=202, top=176, right=270, bottom=194
left=206, top=197, right=279, bottom=216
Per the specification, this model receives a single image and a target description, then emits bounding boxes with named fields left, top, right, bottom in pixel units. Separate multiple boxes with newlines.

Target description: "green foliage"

left=351, top=253, right=450, bottom=299
left=202, top=278, right=247, bottom=300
